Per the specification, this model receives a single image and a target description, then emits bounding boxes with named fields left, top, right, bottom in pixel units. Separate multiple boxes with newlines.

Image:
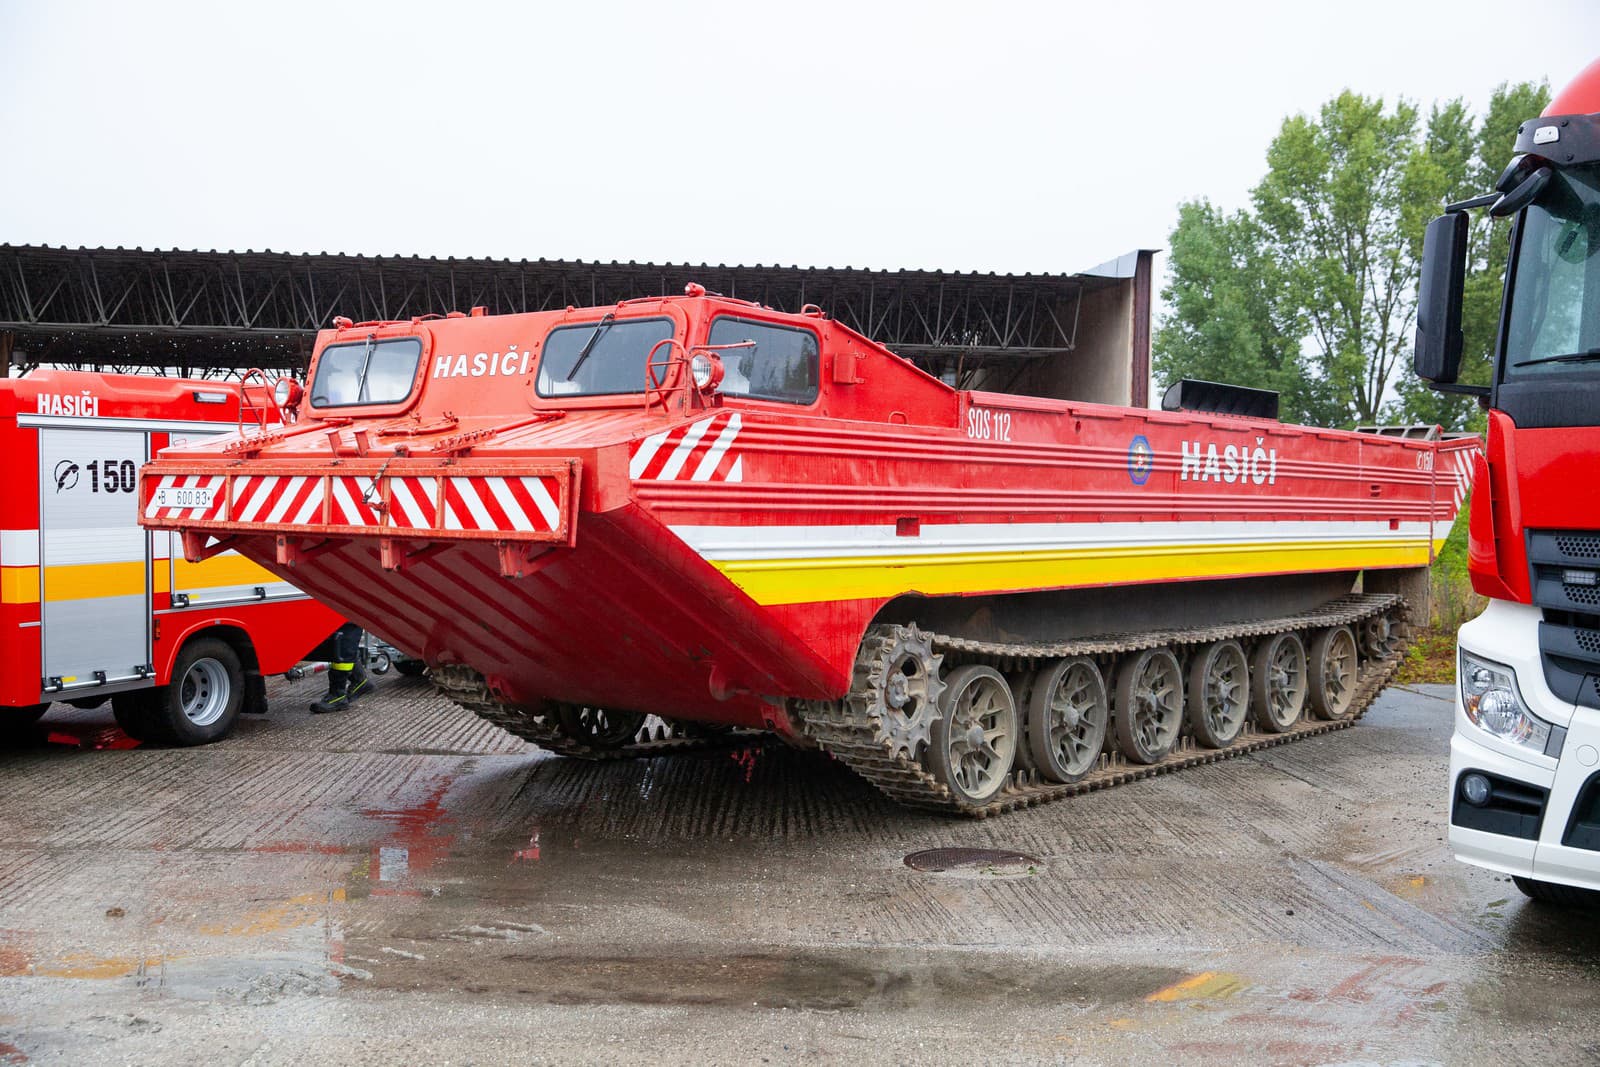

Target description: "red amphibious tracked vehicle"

left=140, top=284, right=1476, bottom=814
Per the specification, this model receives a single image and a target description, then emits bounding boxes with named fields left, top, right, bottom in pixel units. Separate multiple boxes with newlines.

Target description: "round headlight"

left=273, top=377, right=302, bottom=407
left=690, top=353, right=724, bottom=391
left=1460, top=772, right=1492, bottom=807
left=1467, top=666, right=1495, bottom=696
left=1477, top=689, right=1525, bottom=739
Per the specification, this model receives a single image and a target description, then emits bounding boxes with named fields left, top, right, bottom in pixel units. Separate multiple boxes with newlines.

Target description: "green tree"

left=1396, top=81, right=1550, bottom=430
left=1153, top=201, right=1341, bottom=425
left=1252, top=92, right=1432, bottom=426
left=1156, top=81, right=1549, bottom=432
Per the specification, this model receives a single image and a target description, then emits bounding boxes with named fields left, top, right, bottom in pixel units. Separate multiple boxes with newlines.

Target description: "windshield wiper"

left=1513, top=348, right=1600, bottom=367
left=563, top=313, right=615, bottom=381
left=355, top=333, right=377, bottom=401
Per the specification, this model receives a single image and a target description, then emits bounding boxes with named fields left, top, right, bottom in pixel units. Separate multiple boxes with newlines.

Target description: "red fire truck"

left=1415, top=57, right=1600, bottom=904
left=1, top=370, right=343, bottom=744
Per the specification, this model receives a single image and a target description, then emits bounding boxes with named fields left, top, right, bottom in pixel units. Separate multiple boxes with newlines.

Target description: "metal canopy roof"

left=0, top=244, right=1147, bottom=380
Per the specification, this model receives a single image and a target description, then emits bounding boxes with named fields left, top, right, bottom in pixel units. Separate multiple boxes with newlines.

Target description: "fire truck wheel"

left=157, top=638, right=245, bottom=745
left=928, top=665, right=1018, bottom=806
left=1250, top=632, right=1307, bottom=733
left=395, top=659, right=428, bottom=677
left=4, top=704, right=50, bottom=730
left=1512, top=875, right=1600, bottom=907
left=1308, top=626, right=1358, bottom=721
left=1114, top=647, right=1184, bottom=764
left=111, top=690, right=162, bottom=742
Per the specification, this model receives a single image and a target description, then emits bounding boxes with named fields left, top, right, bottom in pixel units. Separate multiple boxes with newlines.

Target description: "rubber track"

left=430, top=664, right=745, bottom=762
left=796, top=593, right=1409, bottom=818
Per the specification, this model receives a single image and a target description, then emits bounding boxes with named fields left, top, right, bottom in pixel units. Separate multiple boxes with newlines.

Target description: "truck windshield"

left=536, top=317, right=676, bottom=397
left=310, top=336, right=423, bottom=407
left=1503, top=163, right=1600, bottom=382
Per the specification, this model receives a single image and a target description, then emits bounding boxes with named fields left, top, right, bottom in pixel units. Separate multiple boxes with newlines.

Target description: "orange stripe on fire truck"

left=629, top=412, right=744, bottom=483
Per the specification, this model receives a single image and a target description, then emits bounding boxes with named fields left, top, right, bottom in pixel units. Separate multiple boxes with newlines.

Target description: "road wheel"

left=555, top=705, right=647, bottom=749
left=1187, top=640, right=1249, bottom=749
left=1512, top=876, right=1600, bottom=908
left=144, top=638, right=245, bottom=746
left=1251, top=632, right=1307, bottom=733
left=111, top=689, right=162, bottom=742
left=1114, top=647, right=1184, bottom=764
left=1025, top=656, right=1108, bottom=783
left=928, top=664, right=1018, bottom=807
left=395, top=659, right=428, bottom=677
left=1360, top=613, right=1397, bottom=658
left=1308, top=626, right=1359, bottom=721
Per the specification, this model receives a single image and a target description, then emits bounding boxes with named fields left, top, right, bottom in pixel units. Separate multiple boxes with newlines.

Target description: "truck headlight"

left=1460, top=650, right=1551, bottom=753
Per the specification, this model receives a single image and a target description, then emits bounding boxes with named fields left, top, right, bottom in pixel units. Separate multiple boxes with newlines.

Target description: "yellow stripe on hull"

left=711, top=537, right=1445, bottom=606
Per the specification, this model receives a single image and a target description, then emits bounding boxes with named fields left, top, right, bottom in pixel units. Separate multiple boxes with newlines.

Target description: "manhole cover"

left=903, top=847, right=1044, bottom=876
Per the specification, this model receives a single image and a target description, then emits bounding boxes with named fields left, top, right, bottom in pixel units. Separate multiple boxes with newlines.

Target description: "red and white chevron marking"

left=1447, top=445, right=1478, bottom=511
left=230, top=474, right=325, bottom=526
left=441, top=476, right=562, bottom=533
left=386, top=476, right=439, bottom=530
left=143, top=474, right=228, bottom=521
left=328, top=474, right=382, bottom=527
left=629, top=412, right=743, bottom=483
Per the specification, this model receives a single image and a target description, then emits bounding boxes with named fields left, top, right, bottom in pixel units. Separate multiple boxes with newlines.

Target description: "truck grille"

left=1529, top=530, right=1600, bottom=711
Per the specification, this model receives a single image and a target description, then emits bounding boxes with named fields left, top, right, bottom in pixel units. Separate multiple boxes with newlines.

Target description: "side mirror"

left=1414, top=212, right=1468, bottom=383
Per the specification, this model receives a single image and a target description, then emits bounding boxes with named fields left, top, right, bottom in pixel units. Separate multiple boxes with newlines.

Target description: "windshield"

left=1503, top=164, right=1600, bottom=382
left=536, top=317, right=675, bottom=397
left=310, top=336, right=423, bottom=407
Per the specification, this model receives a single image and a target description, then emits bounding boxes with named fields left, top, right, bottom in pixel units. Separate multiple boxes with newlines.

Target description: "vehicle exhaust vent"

left=1159, top=379, right=1279, bottom=421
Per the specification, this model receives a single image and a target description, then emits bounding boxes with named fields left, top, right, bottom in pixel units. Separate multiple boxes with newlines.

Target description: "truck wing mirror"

left=1414, top=212, right=1468, bottom=384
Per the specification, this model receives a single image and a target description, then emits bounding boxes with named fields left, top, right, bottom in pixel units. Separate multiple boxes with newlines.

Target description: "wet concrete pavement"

left=1, top=677, right=1597, bottom=1064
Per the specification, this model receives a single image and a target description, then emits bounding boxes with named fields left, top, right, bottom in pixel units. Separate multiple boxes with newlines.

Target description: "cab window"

left=536, top=317, right=676, bottom=397
left=310, top=336, right=423, bottom=407
left=707, top=316, right=819, bottom=404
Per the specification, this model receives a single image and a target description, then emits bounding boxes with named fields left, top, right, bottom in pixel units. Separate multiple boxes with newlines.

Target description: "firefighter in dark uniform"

left=310, top=622, right=374, bottom=714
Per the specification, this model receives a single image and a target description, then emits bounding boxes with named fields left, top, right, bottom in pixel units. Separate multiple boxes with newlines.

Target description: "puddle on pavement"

left=367, top=950, right=1187, bottom=1011
left=904, top=847, right=1044, bottom=877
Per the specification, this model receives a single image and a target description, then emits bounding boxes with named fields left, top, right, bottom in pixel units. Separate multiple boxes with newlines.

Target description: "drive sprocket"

left=849, top=624, right=944, bottom=759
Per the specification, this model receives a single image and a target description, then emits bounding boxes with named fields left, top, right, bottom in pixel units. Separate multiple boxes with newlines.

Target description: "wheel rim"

left=867, top=627, right=944, bottom=759
left=1128, top=651, right=1182, bottom=756
left=559, top=706, right=646, bottom=748
left=1361, top=614, right=1394, bottom=658
left=1200, top=644, right=1248, bottom=742
left=1263, top=636, right=1307, bottom=728
left=1318, top=629, right=1358, bottom=717
left=180, top=657, right=230, bottom=727
left=1042, top=660, right=1106, bottom=778
left=943, top=672, right=1016, bottom=800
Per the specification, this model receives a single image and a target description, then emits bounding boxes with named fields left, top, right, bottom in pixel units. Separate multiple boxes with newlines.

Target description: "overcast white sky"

left=2, top=0, right=1596, bottom=279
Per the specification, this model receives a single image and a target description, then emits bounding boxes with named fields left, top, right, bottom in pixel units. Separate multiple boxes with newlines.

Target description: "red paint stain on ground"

left=45, top=727, right=139, bottom=751
left=0, top=1040, right=29, bottom=1064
